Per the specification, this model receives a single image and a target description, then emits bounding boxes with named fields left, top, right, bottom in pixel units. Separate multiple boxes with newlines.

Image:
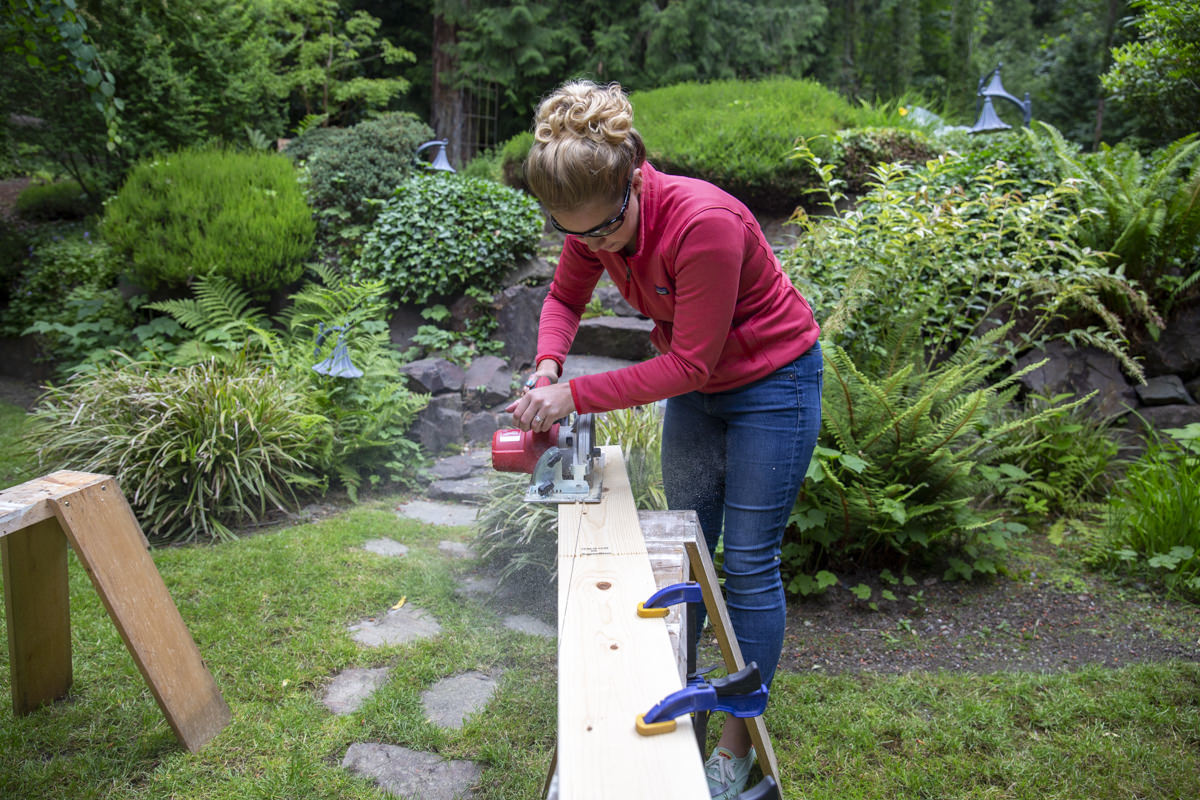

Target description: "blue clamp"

left=635, top=662, right=768, bottom=736
left=636, top=581, right=704, bottom=618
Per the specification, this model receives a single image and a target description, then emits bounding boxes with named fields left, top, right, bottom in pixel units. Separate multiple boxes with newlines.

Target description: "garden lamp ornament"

left=970, top=63, right=1033, bottom=134
left=416, top=139, right=456, bottom=172
left=312, top=323, right=363, bottom=379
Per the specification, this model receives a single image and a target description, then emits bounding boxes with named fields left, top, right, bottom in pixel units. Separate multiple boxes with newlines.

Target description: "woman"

left=506, top=80, right=822, bottom=800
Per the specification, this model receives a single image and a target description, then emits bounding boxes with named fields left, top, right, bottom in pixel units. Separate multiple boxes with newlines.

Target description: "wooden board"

left=556, top=446, right=708, bottom=799
left=2, top=517, right=72, bottom=714
left=52, top=478, right=231, bottom=753
left=685, top=537, right=780, bottom=788
left=0, top=471, right=109, bottom=537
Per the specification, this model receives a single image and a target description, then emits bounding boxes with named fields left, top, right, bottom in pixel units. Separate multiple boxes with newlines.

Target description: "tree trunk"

left=431, top=14, right=475, bottom=169
left=1093, top=0, right=1126, bottom=150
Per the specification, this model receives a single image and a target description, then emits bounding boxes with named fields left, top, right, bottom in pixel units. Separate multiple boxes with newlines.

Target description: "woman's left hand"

left=506, top=383, right=576, bottom=433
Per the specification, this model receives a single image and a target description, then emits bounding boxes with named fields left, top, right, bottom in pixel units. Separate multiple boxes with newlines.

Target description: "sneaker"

left=704, top=745, right=756, bottom=799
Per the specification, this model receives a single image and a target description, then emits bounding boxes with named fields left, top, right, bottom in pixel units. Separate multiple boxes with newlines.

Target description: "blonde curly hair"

left=525, top=80, right=646, bottom=213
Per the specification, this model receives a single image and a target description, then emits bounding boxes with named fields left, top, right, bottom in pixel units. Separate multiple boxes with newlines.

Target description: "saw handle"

left=523, top=373, right=556, bottom=391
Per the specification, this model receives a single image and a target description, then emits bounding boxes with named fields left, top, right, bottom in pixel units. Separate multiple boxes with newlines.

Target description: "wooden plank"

left=685, top=537, right=780, bottom=788
left=557, top=446, right=707, bottom=799
left=52, top=478, right=231, bottom=753
left=0, top=471, right=110, bottom=537
left=2, top=517, right=72, bottom=714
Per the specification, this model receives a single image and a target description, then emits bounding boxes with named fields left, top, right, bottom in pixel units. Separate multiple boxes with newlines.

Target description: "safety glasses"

left=549, top=177, right=632, bottom=238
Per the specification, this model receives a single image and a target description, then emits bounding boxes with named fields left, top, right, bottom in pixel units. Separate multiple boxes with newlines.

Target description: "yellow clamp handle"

left=635, top=713, right=677, bottom=736
left=636, top=601, right=670, bottom=619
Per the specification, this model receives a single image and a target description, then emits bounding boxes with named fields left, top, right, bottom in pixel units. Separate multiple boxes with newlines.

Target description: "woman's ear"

left=632, top=167, right=643, bottom=193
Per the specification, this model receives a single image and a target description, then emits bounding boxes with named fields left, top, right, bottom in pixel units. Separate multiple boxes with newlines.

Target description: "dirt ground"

left=769, top=543, right=1200, bottom=676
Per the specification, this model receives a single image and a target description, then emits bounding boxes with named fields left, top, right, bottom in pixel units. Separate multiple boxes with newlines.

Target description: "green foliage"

left=826, top=126, right=940, bottom=195
left=498, top=132, right=533, bottom=191
left=354, top=173, right=542, bottom=305
left=402, top=297, right=504, bottom=366
left=1043, top=128, right=1200, bottom=313
left=102, top=148, right=314, bottom=293
left=784, top=321, right=1078, bottom=594
left=632, top=78, right=918, bottom=211
left=913, top=126, right=1069, bottom=197
left=2, top=225, right=119, bottom=337
left=461, top=147, right=503, bottom=183
left=1103, top=0, right=1200, bottom=145
left=0, top=217, right=29, bottom=306
left=1092, top=423, right=1200, bottom=599
left=23, top=286, right=136, bottom=375
left=276, top=0, right=415, bottom=125
left=474, top=404, right=666, bottom=584
left=14, top=178, right=94, bottom=220
left=285, top=112, right=435, bottom=228
left=782, top=139, right=1157, bottom=380
left=29, top=356, right=329, bottom=542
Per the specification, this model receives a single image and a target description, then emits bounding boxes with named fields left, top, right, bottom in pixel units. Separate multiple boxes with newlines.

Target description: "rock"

left=462, top=355, right=513, bottom=410
left=1129, top=404, right=1200, bottom=432
left=592, top=285, right=641, bottom=317
left=401, top=357, right=466, bottom=395
left=363, top=538, right=409, bottom=557
left=395, top=500, right=479, bottom=528
left=1187, top=375, right=1200, bottom=403
left=501, top=254, right=556, bottom=287
left=348, top=605, right=442, bottom=647
left=427, top=475, right=491, bottom=505
left=558, top=354, right=641, bottom=383
left=428, top=453, right=480, bottom=480
left=421, top=671, right=499, bottom=730
left=438, top=540, right=477, bottom=559
left=463, top=411, right=502, bottom=444
left=456, top=574, right=500, bottom=599
left=1139, top=305, right=1200, bottom=376
left=411, top=394, right=465, bottom=456
left=323, top=667, right=391, bottom=714
left=493, top=285, right=548, bottom=370
left=503, top=614, right=556, bottom=638
left=1135, top=374, right=1196, bottom=406
left=387, top=304, right=425, bottom=351
left=570, top=316, right=657, bottom=361
left=1017, top=341, right=1137, bottom=419
left=341, top=743, right=481, bottom=800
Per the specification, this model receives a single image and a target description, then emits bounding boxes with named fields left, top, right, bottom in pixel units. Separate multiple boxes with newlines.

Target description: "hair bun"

left=534, top=81, right=633, bottom=147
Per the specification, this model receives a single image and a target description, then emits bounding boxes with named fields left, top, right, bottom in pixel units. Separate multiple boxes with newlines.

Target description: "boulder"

left=1131, top=404, right=1200, bottom=432
left=493, top=284, right=548, bottom=370
left=1138, top=305, right=1200, bottom=377
left=593, top=285, right=641, bottom=317
left=462, top=355, right=513, bottom=410
left=1135, top=374, right=1196, bottom=406
left=410, top=394, right=464, bottom=456
left=570, top=316, right=657, bottom=361
left=501, top=254, right=556, bottom=287
left=463, top=410, right=503, bottom=444
left=402, top=357, right=465, bottom=395
left=1016, top=341, right=1137, bottom=419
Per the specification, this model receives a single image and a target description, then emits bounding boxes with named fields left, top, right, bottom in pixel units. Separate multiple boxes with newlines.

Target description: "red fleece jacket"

left=536, top=163, right=820, bottom=414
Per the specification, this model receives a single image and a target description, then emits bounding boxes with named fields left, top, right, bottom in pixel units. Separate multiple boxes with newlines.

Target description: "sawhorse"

left=1, top=471, right=231, bottom=752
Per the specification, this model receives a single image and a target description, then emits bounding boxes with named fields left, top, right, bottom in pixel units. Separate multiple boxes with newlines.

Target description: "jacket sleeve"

left=569, top=209, right=743, bottom=413
left=535, top=237, right=605, bottom=371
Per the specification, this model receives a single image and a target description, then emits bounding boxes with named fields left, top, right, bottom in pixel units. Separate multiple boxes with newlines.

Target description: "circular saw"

left=491, top=413, right=604, bottom=503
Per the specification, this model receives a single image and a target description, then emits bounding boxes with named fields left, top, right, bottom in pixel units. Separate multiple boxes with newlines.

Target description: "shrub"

left=827, top=127, right=940, bottom=194
left=23, top=286, right=137, bottom=375
left=28, top=356, right=330, bottom=542
left=0, top=218, right=29, bottom=306
left=2, top=227, right=120, bottom=337
left=284, top=112, right=436, bottom=226
left=101, top=148, right=315, bottom=293
left=1091, top=423, right=1200, bottom=599
left=353, top=173, right=542, bottom=304
left=499, top=131, right=533, bottom=192
left=920, top=126, right=1069, bottom=197
left=15, top=178, right=95, bottom=220
left=631, top=77, right=915, bottom=212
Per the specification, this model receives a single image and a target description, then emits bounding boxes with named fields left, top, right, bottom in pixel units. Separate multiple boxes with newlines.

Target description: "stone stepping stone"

left=503, top=614, right=556, bottom=638
left=349, top=605, right=442, bottom=647
left=363, top=538, right=409, bottom=557
left=323, top=667, right=392, bottom=714
left=455, top=574, right=500, bottom=599
left=342, top=742, right=480, bottom=800
left=421, top=671, right=499, bottom=730
left=428, top=476, right=491, bottom=504
left=395, top=499, right=478, bottom=528
left=438, top=540, right=477, bottom=560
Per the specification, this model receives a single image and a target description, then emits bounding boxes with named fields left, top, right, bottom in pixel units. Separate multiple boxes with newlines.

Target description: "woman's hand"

left=506, top=382, right=576, bottom=433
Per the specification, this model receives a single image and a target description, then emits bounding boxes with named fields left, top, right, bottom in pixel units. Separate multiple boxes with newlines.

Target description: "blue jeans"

left=662, top=342, right=823, bottom=687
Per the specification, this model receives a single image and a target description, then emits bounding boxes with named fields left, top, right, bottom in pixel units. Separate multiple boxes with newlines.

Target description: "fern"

left=147, top=275, right=279, bottom=362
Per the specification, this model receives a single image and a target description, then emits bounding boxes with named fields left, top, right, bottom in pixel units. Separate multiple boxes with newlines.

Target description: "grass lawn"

left=0, top=491, right=1197, bottom=799
left=0, top=399, right=35, bottom=490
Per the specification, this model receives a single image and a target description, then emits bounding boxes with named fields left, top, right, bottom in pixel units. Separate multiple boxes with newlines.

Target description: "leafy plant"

left=23, top=286, right=137, bottom=375
left=14, top=178, right=95, bottom=220
left=354, top=173, right=542, bottom=305
left=28, top=356, right=330, bottom=542
left=285, top=112, right=436, bottom=228
left=1042, top=127, right=1200, bottom=314
left=101, top=147, right=315, bottom=293
left=1090, top=422, right=1200, bottom=599
left=783, top=318, right=1085, bottom=595
left=3, top=225, right=120, bottom=337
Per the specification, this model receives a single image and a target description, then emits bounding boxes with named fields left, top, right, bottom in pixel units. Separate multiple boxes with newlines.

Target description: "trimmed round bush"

left=284, top=112, right=436, bottom=223
left=15, top=179, right=96, bottom=220
left=101, top=148, right=315, bottom=293
left=353, top=174, right=542, bottom=304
